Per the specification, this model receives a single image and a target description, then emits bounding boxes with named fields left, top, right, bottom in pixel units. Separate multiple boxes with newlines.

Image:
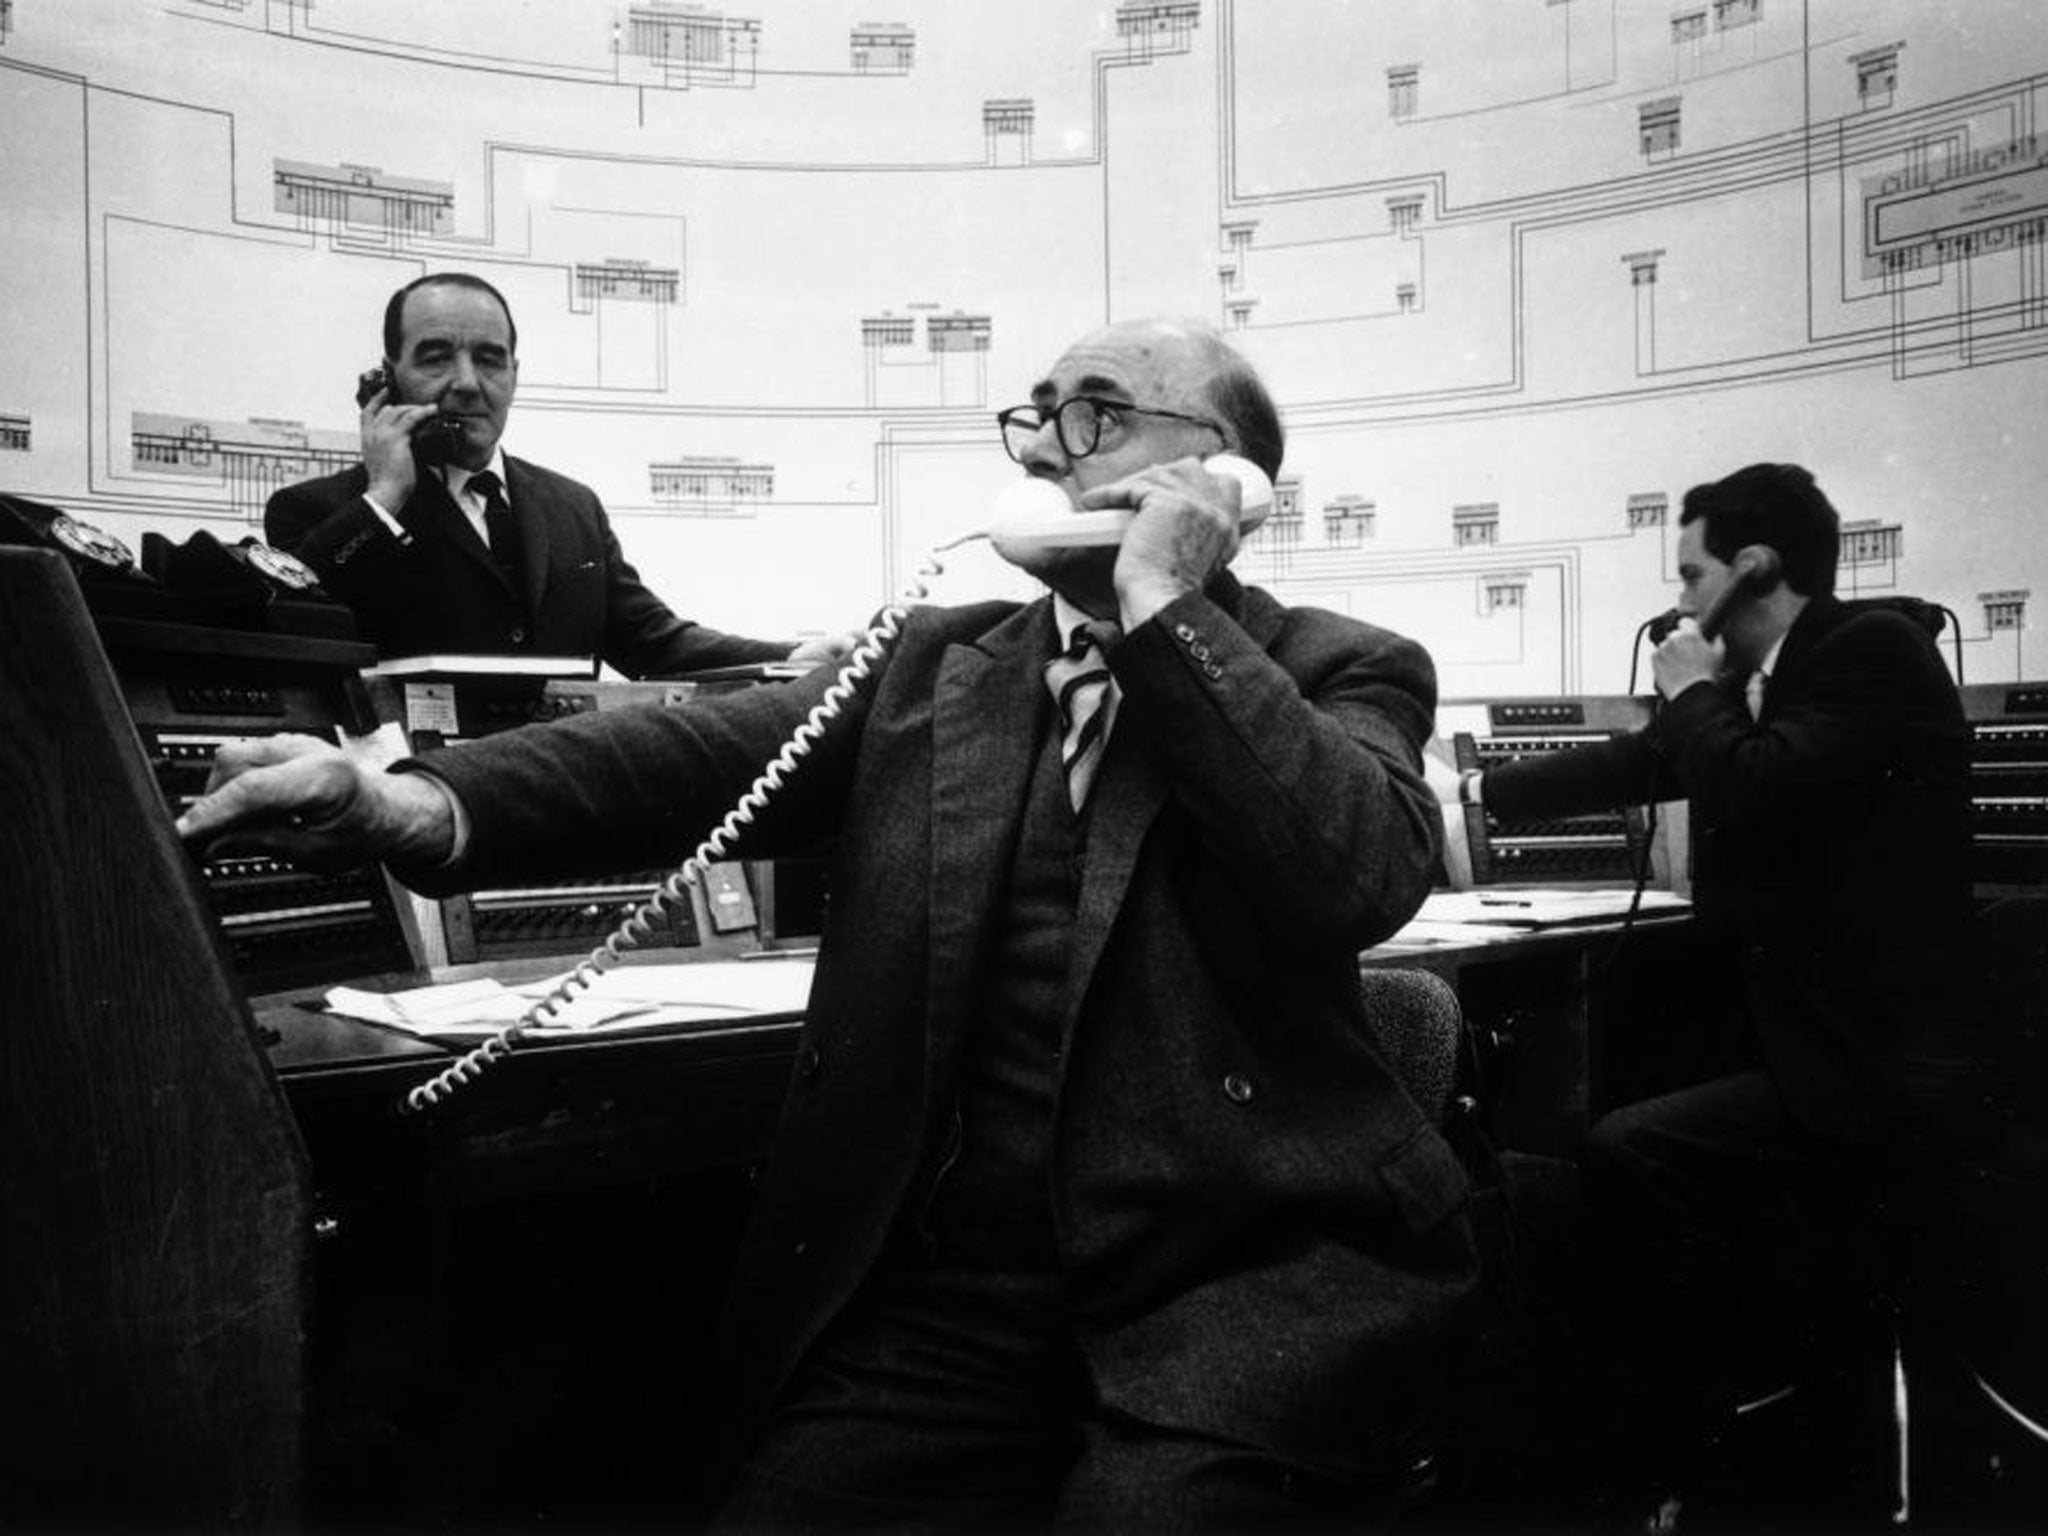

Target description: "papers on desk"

left=1382, top=887, right=1689, bottom=948
left=323, top=957, right=816, bottom=1040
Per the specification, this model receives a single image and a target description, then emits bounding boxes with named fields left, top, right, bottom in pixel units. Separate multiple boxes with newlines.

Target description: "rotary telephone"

left=401, top=454, right=1274, bottom=1113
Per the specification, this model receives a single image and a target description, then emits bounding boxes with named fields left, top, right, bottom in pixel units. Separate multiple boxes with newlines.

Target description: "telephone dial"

left=355, top=365, right=467, bottom=466
left=2, top=491, right=142, bottom=573
left=401, top=453, right=1274, bottom=1114
left=0, top=492, right=187, bottom=622
left=139, top=529, right=355, bottom=640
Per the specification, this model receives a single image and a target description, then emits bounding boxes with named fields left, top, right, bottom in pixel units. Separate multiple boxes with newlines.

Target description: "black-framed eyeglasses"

left=996, top=395, right=1225, bottom=464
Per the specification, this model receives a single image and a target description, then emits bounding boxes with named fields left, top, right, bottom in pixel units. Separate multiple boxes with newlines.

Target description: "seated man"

left=186, top=317, right=1475, bottom=1530
left=268, top=271, right=832, bottom=675
left=1440, top=463, right=1980, bottom=1526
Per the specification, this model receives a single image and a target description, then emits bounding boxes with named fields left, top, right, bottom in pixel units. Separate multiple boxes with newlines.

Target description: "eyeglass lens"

left=1003, top=399, right=1103, bottom=461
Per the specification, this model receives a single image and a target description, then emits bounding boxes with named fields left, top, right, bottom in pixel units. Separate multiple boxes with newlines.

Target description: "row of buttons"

left=1171, top=621, right=1224, bottom=682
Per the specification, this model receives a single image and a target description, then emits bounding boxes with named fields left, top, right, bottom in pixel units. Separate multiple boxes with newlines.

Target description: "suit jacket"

left=414, top=576, right=1477, bottom=1475
left=264, top=459, right=791, bottom=677
left=1483, top=595, right=1974, bottom=1142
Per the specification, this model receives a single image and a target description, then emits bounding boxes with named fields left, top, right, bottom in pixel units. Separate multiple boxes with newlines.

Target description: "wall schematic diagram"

left=0, top=0, right=2041, bottom=687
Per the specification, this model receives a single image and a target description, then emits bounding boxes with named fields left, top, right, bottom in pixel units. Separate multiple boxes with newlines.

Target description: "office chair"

left=1359, top=966, right=1464, bottom=1124
left=1354, top=967, right=1475, bottom=1513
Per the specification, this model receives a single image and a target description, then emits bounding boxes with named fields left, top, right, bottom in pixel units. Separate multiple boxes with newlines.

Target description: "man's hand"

left=787, top=631, right=860, bottom=668
left=175, top=733, right=456, bottom=873
left=1650, top=617, right=1725, bottom=701
left=358, top=383, right=441, bottom=511
left=1097, top=456, right=1242, bottom=629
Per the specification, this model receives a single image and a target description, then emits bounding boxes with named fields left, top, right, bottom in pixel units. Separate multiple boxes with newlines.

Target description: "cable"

left=401, top=534, right=981, bottom=1116
left=1938, top=603, right=1964, bottom=683
left=1626, top=613, right=1663, bottom=695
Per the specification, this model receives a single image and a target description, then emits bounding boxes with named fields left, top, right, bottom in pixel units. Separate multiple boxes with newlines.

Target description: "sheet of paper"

left=323, top=956, right=816, bottom=1038
left=1415, top=888, right=1689, bottom=928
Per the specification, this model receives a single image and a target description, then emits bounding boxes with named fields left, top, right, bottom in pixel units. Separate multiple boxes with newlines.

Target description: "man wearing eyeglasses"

left=179, top=318, right=1470, bottom=1529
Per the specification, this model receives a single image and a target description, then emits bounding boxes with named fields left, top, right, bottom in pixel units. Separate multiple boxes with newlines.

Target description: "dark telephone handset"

left=400, top=454, right=1276, bottom=1117
left=1646, top=544, right=1780, bottom=645
left=354, top=366, right=465, bottom=466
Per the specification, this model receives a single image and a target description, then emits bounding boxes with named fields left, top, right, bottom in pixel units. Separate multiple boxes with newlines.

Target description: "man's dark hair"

left=1678, top=462, right=1839, bottom=596
left=1204, top=363, right=1285, bottom=483
left=382, top=272, right=519, bottom=362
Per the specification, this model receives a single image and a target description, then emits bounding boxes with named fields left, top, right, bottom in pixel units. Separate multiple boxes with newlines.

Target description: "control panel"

left=1441, top=695, right=1673, bottom=888
left=1962, top=680, right=2048, bottom=894
left=99, top=618, right=415, bottom=994
left=359, top=666, right=808, bottom=967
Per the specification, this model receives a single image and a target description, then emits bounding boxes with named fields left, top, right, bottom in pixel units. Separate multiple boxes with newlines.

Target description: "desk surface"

left=259, top=893, right=1689, bottom=1084
left=257, top=947, right=817, bottom=1078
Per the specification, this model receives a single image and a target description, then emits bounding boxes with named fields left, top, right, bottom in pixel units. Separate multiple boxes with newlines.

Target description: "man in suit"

left=183, top=318, right=1476, bottom=1528
left=1440, top=463, right=1978, bottom=1525
left=267, top=271, right=825, bottom=676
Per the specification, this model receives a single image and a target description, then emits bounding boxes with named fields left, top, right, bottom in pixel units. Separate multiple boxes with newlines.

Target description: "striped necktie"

left=1044, top=621, right=1120, bottom=812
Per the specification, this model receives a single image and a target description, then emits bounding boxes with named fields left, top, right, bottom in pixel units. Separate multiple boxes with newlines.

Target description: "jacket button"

left=799, top=1045, right=822, bottom=1078
left=1174, top=623, right=1196, bottom=643
left=1203, top=662, right=1222, bottom=680
left=1223, top=1073, right=1254, bottom=1104
left=1191, top=641, right=1211, bottom=661
left=509, top=627, right=528, bottom=644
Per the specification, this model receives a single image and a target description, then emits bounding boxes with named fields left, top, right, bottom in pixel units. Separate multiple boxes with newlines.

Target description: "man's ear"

left=1729, top=544, right=1781, bottom=589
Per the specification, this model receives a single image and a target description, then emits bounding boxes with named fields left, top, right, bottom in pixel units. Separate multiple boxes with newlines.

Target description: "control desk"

left=1962, top=679, right=2048, bottom=894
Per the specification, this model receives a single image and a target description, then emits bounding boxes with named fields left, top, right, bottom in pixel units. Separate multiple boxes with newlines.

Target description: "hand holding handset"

left=355, top=366, right=467, bottom=466
left=401, top=453, right=1273, bottom=1114
left=985, top=453, right=1273, bottom=563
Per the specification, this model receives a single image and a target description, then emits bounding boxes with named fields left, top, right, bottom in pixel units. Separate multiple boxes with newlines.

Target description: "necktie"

left=467, top=470, right=519, bottom=584
left=1044, top=622, right=1120, bottom=812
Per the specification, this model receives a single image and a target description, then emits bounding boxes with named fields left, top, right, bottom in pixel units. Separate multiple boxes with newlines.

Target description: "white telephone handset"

left=986, top=453, right=1273, bottom=564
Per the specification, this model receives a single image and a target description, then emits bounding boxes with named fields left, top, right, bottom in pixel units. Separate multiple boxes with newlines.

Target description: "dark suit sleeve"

left=264, top=474, right=410, bottom=604
left=400, top=667, right=857, bottom=894
left=1110, top=590, right=1443, bottom=954
left=1480, top=721, right=1674, bottom=824
left=592, top=512, right=794, bottom=678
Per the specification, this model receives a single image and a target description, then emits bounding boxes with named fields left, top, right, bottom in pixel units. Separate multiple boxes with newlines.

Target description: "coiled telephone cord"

left=401, top=537, right=978, bottom=1115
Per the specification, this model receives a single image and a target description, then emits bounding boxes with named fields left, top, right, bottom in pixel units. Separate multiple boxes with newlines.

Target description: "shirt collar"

left=441, top=451, right=509, bottom=505
left=1755, top=630, right=1786, bottom=682
left=1052, top=593, right=1099, bottom=652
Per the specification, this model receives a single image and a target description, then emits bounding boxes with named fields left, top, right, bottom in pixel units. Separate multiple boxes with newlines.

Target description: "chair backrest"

left=1360, top=965, right=1464, bottom=1123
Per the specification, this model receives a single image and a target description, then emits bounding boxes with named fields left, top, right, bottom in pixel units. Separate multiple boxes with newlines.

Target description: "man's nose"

left=445, top=351, right=482, bottom=394
left=1016, top=417, right=1068, bottom=477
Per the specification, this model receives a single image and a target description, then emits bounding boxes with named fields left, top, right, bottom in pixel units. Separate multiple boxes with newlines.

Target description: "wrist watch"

left=1457, top=769, right=1483, bottom=807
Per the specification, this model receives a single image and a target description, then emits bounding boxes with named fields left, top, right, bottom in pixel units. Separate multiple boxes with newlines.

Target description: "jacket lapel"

left=924, top=602, right=1056, bottom=1088
left=1064, top=574, right=1264, bottom=1016
left=416, top=470, right=504, bottom=586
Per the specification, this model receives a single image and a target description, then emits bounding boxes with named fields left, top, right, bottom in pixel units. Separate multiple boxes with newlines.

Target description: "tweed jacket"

left=265, top=458, right=790, bottom=677
left=414, top=576, right=1478, bottom=1474
left=1484, top=595, right=1974, bottom=1142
